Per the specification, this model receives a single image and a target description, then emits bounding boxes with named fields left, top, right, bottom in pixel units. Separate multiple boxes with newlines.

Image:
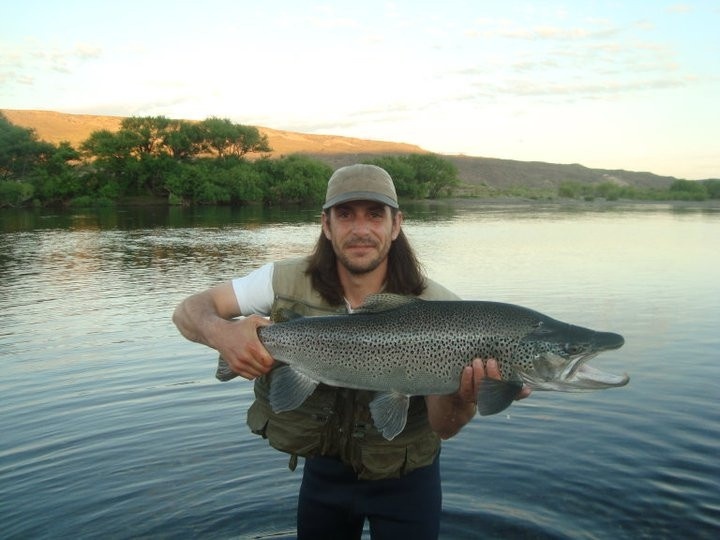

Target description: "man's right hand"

left=172, top=283, right=275, bottom=381
left=215, top=315, right=275, bottom=380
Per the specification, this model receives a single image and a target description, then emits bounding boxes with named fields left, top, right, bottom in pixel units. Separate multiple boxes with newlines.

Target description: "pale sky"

left=2, top=0, right=718, bottom=179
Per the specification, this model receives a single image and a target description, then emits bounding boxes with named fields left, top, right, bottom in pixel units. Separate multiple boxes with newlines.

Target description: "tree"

left=80, top=129, right=145, bottom=195
left=255, top=155, right=331, bottom=204
left=29, top=141, right=83, bottom=203
left=0, top=112, right=55, bottom=180
left=165, top=157, right=265, bottom=205
left=81, top=129, right=142, bottom=162
left=701, top=180, right=720, bottom=199
left=406, top=154, right=459, bottom=198
left=199, top=117, right=271, bottom=158
left=365, top=156, right=422, bottom=198
left=120, top=116, right=173, bottom=156
left=165, top=120, right=206, bottom=160
left=669, top=180, right=708, bottom=201
left=0, top=113, right=78, bottom=206
left=366, top=154, right=460, bottom=199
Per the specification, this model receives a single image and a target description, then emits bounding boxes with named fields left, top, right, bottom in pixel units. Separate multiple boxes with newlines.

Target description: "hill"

left=2, top=108, right=682, bottom=191
left=0, top=108, right=424, bottom=157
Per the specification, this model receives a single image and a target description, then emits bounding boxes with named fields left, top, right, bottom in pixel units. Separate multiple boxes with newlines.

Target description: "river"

left=1, top=200, right=718, bottom=539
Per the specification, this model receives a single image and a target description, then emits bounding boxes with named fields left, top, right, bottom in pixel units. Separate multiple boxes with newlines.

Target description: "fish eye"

left=564, top=343, right=584, bottom=355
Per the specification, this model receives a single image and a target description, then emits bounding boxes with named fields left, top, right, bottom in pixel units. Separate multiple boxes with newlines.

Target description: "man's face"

left=322, top=200, right=402, bottom=275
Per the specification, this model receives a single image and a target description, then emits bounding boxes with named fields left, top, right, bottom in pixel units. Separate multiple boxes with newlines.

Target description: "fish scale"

left=217, top=293, right=628, bottom=440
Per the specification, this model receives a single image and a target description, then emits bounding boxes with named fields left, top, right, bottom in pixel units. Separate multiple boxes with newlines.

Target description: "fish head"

left=516, top=319, right=628, bottom=391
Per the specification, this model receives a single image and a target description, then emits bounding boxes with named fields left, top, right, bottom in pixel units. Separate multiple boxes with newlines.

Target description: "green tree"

left=165, top=120, right=206, bottom=160
left=79, top=116, right=274, bottom=200
left=0, top=112, right=55, bottom=180
left=366, top=154, right=459, bottom=199
left=81, top=129, right=144, bottom=195
left=81, top=129, right=142, bottom=163
left=0, top=178, right=34, bottom=206
left=0, top=113, right=84, bottom=206
left=406, top=154, right=459, bottom=198
left=255, top=155, right=331, bottom=204
left=558, top=181, right=592, bottom=199
left=669, top=180, right=708, bottom=201
left=165, top=158, right=265, bottom=205
left=594, top=182, right=624, bottom=201
left=701, top=180, right=720, bottom=199
left=365, top=156, right=422, bottom=198
left=29, top=142, right=83, bottom=203
left=199, top=117, right=271, bottom=158
left=120, top=116, right=173, bottom=156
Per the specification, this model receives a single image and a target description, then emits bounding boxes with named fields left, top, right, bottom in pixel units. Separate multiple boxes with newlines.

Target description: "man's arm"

left=426, top=358, right=531, bottom=439
left=172, top=281, right=274, bottom=380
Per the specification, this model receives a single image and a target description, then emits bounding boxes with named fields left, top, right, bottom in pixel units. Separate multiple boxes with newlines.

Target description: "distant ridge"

left=2, top=109, right=684, bottom=190
left=0, top=109, right=425, bottom=156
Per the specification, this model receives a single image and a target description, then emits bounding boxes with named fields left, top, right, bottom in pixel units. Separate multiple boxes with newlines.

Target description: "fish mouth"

left=562, top=352, right=630, bottom=389
left=527, top=331, right=628, bottom=391
left=562, top=331, right=626, bottom=388
left=525, top=350, right=629, bottom=391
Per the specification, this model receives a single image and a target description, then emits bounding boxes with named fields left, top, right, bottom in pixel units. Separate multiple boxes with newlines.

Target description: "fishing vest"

left=245, top=257, right=459, bottom=480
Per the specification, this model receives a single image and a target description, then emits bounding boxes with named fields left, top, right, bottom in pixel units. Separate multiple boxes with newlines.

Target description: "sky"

left=2, top=0, right=718, bottom=180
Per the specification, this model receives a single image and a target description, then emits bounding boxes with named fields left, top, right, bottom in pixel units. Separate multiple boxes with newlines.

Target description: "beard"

left=336, top=238, right=391, bottom=275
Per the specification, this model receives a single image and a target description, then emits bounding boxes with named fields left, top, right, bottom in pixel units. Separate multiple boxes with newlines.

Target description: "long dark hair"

left=306, top=211, right=427, bottom=306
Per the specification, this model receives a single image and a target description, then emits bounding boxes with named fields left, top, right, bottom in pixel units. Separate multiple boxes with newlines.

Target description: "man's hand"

left=215, top=315, right=275, bottom=380
left=427, top=358, right=531, bottom=439
left=172, top=283, right=275, bottom=381
left=458, top=358, right=532, bottom=403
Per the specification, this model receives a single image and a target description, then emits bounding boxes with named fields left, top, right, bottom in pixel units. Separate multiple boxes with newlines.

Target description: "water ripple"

left=2, top=206, right=719, bottom=538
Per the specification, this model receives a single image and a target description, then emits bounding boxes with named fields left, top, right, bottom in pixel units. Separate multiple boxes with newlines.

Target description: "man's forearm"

left=173, top=293, right=227, bottom=347
left=173, top=282, right=241, bottom=347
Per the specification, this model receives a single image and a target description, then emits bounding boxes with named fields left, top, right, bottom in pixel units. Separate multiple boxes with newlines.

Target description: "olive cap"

left=323, top=164, right=399, bottom=210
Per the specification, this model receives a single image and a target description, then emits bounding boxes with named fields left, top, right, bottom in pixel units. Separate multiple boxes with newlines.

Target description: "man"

left=173, top=163, right=529, bottom=539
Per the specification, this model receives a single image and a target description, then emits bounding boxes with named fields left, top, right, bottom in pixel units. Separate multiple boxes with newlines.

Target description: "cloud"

left=73, top=43, right=103, bottom=60
left=447, top=11, right=697, bottom=105
left=492, top=76, right=691, bottom=98
left=304, top=4, right=360, bottom=30
left=497, top=25, right=622, bottom=41
left=666, top=4, right=693, bottom=14
left=0, top=41, right=103, bottom=84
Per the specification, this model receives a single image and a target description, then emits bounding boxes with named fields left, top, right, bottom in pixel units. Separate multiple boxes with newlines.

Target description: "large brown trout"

left=217, top=294, right=627, bottom=440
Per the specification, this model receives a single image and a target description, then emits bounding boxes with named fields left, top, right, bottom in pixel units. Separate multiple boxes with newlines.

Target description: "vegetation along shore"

left=1, top=110, right=718, bottom=208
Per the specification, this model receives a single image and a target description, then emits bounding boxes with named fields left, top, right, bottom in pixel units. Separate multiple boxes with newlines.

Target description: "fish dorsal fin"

left=269, top=365, right=319, bottom=412
left=369, top=391, right=411, bottom=440
left=271, top=308, right=304, bottom=323
left=355, top=293, right=419, bottom=314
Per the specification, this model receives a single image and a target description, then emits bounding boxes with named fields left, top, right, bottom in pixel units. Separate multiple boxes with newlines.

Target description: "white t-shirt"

left=231, top=263, right=275, bottom=316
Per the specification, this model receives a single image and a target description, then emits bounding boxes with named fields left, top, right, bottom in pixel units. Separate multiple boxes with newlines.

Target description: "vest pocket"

left=247, top=399, right=327, bottom=456
left=357, top=431, right=440, bottom=480
left=358, top=444, right=408, bottom=480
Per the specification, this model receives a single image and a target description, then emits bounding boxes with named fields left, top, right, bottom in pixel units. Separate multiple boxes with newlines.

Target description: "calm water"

left=1, top=201, right=719, bottom=539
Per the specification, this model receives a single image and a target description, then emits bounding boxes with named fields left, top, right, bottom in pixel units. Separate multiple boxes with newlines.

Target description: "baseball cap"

left=323, top=164, right=399, bottom=210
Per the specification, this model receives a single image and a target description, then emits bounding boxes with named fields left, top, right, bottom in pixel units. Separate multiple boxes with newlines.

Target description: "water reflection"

left=0, top=204, right=323, bottom=233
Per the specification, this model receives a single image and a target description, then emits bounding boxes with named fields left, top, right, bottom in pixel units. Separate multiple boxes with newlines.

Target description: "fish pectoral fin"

left=476, top=379, right=524, bottom=416
left=369, top=391, right=410, bottom=441
left=215, top=355, right=238, bottom=382
left=269, top=365, right=319, bottom=413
